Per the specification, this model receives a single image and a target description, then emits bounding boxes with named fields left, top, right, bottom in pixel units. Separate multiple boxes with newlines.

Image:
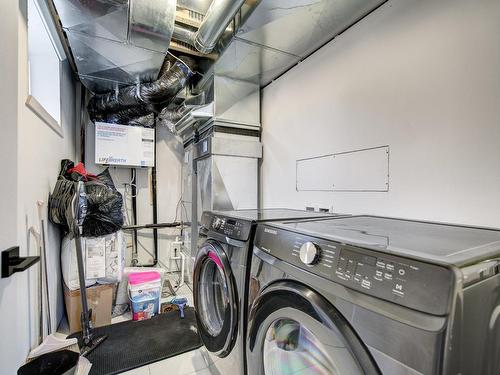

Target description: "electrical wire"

left=124, top=169, right=137, bottom=199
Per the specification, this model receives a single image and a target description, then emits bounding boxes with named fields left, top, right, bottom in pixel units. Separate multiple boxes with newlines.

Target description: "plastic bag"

left=50, top=160, right=124, bottom=237
left=95, top=168, right=117, bottom=190
left=61, top=234, right=97, bottom=290
left=61, top=231, right=125, bottom=290
left=97, top=230, right=125, bottom=284
left=82, top=181, right=124, bottom=237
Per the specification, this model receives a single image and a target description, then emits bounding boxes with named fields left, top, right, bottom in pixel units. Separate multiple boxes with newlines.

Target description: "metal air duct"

left=173, top=0, right=246, bottom=54
left=52, top=0, right=176, bottom=93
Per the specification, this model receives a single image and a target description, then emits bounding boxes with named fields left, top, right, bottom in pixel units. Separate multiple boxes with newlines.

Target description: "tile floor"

left=120, top=347, right=215, bottom=375
left=115, top=275, right=202, bottom=374
left=58, top=272, right=202, bottom=374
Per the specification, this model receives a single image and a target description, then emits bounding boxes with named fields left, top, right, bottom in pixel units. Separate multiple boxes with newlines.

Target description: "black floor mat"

left=68, top=308, right=201, bottom=375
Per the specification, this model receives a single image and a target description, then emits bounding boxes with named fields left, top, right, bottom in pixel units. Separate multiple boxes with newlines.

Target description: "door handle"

left=1, top=246, right=40, bottom=278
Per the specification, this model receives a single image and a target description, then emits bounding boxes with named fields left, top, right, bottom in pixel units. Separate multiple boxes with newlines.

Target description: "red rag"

left=67, top=162, right=97, bottom=181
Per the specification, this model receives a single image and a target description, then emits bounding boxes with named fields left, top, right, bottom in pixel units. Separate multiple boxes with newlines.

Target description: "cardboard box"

left=64, top=283, right=113, bottom=334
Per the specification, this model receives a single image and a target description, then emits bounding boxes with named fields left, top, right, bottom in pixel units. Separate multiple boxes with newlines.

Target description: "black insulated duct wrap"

left=87, top=56, right=196, bottom=125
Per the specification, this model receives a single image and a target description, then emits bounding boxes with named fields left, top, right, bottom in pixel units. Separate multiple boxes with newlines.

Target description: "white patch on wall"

left=296, top=145, right=389, bottom=192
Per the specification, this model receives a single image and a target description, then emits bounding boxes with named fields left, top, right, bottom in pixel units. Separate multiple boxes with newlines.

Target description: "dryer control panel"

left=255, top=225, right=454, bottom=316
left=201, top=212, right=253, bottom=241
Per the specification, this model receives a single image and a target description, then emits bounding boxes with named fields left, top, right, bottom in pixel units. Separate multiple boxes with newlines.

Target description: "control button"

left=335, top=271, right=348, bottom=281
left=386, top=263, right=395, bottom=271
left=398, top=268, right=406, bottom=276
left=392, top=283, right=405, bottom=296
left=361, top=280, right=372, bottom=289
left=375, top=270, right=383, bottom=277
left=299, top=242, right=320, bottom=265
left=346, top=259, right=356, bottom=275
left=384, top=273, right=393, bottom=280
left=376, top=260, right=386, bottom=268
left=336, top=256, right=347, bottom=271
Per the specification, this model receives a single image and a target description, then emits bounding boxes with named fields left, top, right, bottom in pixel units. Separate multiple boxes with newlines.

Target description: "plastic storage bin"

left=128, top=271, right=161, bottom=321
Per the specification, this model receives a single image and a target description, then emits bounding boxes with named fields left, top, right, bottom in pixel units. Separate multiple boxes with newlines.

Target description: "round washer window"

left=198, top=254, right=229, bottom=337
left=263, top=319, right=338, bottom=375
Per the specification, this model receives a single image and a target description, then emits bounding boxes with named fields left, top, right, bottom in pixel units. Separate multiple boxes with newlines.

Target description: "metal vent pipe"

left=174, top=0, right=246, bottom=53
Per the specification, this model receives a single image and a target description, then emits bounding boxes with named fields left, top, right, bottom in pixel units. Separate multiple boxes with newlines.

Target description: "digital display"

left=340, top=246, right=377, bottom=266
left=361, top=254, right=377, bottom=266
left=227, top=219, right=236, bottom=225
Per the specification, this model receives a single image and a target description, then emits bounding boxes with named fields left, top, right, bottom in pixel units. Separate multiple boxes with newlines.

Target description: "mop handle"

left=37, top=201, right=52, bottom=335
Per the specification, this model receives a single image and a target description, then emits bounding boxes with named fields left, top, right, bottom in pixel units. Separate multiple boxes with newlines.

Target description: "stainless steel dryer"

left=247, top=215, right=500, bottom=375
left=193, top=209, right=347, bottom=375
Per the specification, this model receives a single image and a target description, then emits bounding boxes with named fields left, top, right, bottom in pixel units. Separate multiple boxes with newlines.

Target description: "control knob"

left=299, top=242, right=320, bottom=265
left=213, top=218, right=223, bottom=230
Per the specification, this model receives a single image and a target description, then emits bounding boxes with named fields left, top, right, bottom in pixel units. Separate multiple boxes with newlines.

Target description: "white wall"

left=155, top=126, right=186, bottom=271
left=85, top=122, right=186, bottom=270
left=261, top=0, right=500, bottom=228
left=0, top=1, right=22, bottom=374
left=0, top=2, right=77, bottom=373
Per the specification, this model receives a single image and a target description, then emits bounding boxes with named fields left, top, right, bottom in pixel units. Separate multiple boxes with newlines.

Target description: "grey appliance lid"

left=269, top=216, right=500, bottom=267
left=210, top=208, right=342, bottom=222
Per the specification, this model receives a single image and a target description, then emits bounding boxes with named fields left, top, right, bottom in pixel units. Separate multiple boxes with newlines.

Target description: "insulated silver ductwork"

left=174, top=0, right=246, bottom=54
left=173, top=26, right=196, bottom=44
left=52, top=0, right=176, bottom=93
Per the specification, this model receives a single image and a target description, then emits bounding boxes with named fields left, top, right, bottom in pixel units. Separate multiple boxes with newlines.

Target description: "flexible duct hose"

left=87, top=56, right=196, bottom=123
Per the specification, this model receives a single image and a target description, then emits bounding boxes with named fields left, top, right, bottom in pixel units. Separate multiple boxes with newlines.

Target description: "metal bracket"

left=1, top=246, right=40, bottom=278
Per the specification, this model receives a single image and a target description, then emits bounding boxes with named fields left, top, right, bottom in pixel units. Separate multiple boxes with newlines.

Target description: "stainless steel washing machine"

left=193, top=209, right=348, bottom=375
left=247, top=215, right=500, bottom=375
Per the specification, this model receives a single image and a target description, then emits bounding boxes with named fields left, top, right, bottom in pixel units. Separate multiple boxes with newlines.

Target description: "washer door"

left=248, top=282, right=380, bottom=375
left=193, top=240, right=238, bottom=357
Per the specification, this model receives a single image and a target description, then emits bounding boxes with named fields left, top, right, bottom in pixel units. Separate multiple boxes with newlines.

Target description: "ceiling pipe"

left=174, top=0, right=246, bottom=53
left=173, top=26, right=196, bottom=43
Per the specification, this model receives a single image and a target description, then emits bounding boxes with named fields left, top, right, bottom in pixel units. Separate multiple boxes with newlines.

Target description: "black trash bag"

left=17, top=350, right=79, bottom=375
left=82, top=181, right=124, bottom=237
left=95, top=168, right=117, bottom=190
left=49, top=162, right=124, bottom=237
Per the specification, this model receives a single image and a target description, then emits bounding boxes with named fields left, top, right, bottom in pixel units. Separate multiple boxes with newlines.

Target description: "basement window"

left=26, top=0, right=64, bottom=136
